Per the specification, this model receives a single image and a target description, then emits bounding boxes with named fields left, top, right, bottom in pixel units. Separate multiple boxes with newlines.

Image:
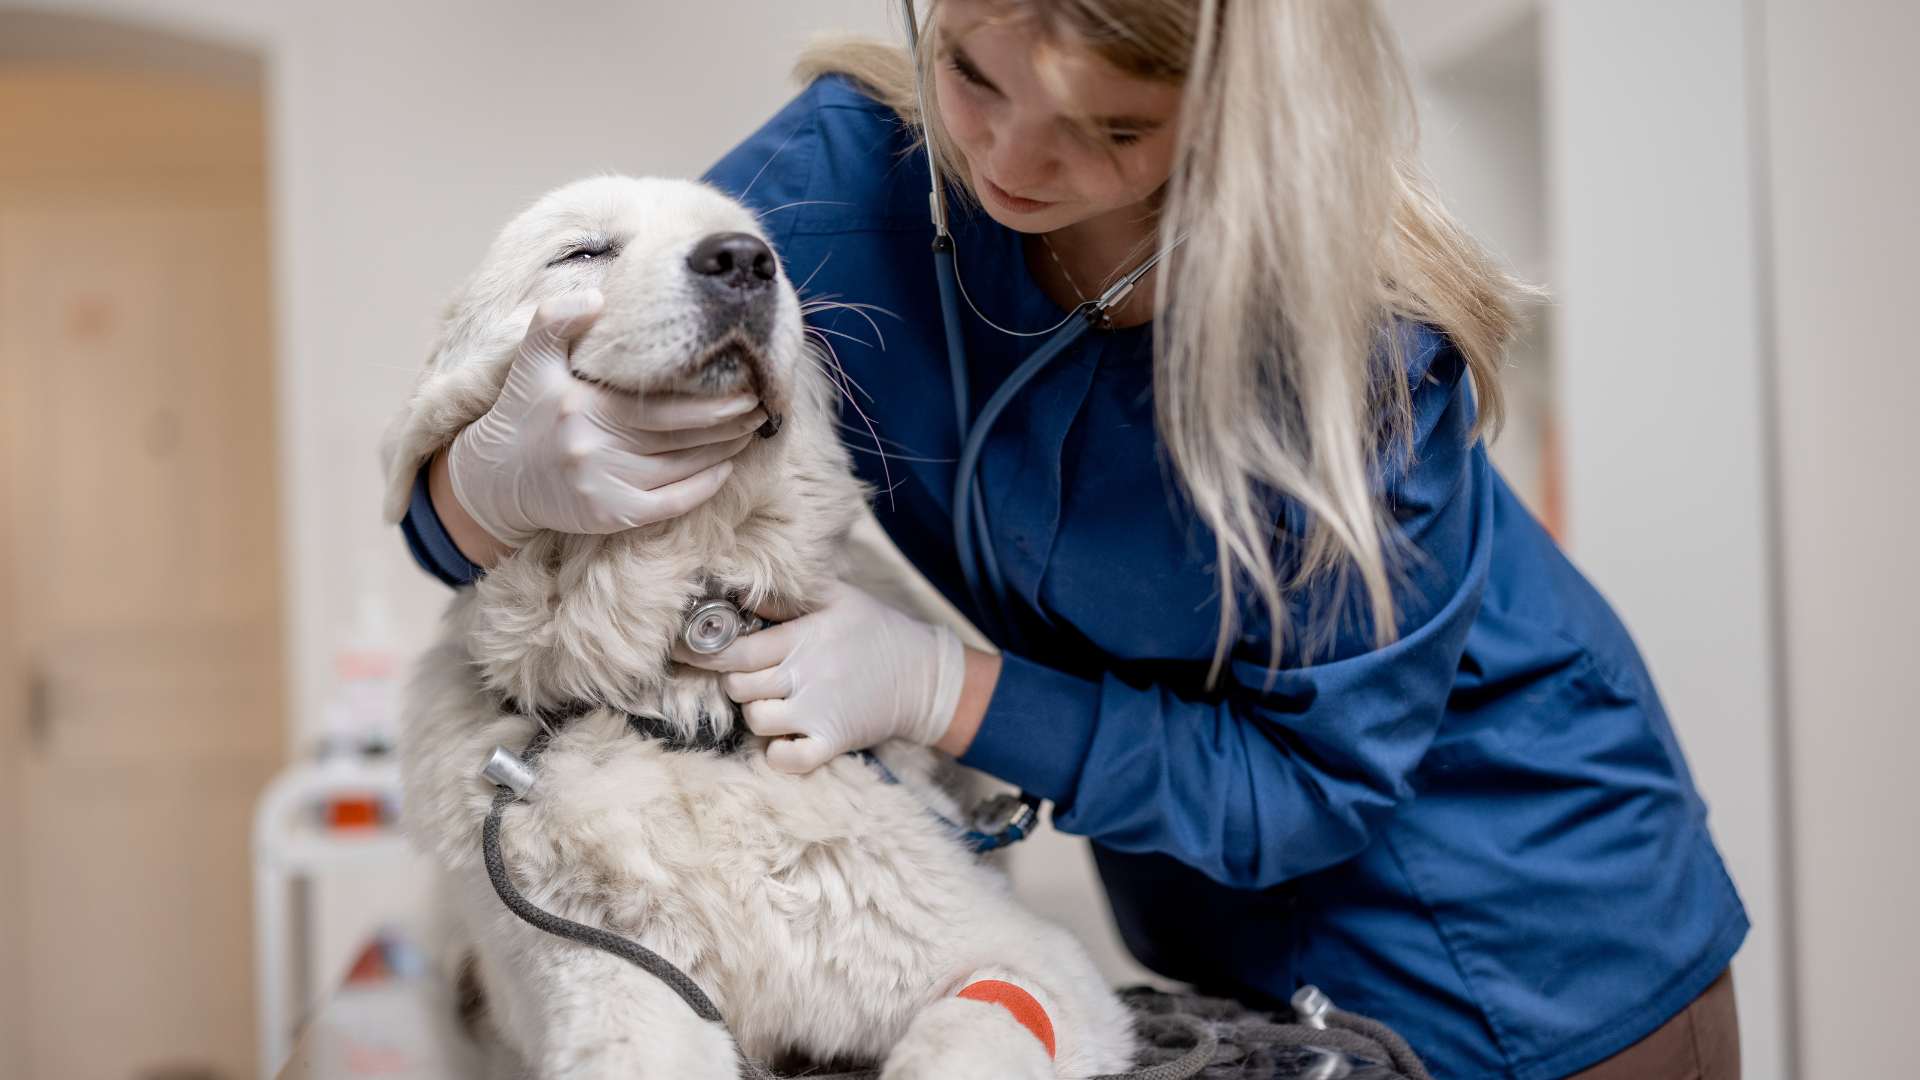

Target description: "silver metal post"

left=1292, top=984, right=1333, bottom=1031
left=897, top=0, right=951, bottom=237
left=482, top=746, right=537, bottom=798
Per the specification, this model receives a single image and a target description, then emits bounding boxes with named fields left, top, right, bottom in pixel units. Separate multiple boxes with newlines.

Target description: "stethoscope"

left=897, top=0, right=1187, bottom=647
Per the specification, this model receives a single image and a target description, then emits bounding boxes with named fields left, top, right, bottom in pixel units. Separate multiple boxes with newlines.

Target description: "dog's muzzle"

left=687, top=232, right=785, bottom=436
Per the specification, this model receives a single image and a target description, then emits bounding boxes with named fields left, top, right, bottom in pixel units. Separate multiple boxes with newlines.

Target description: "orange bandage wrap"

left=956, top=979, right=1057, bottom=1059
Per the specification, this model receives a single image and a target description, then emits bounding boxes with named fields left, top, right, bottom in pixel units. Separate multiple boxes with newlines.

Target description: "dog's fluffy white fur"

left=381, top=176, right=1136, bottom=1079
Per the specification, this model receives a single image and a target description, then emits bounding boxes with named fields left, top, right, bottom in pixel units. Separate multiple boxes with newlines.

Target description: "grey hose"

left=1322, top=1006, right=1432, bottom=1080
left=1088, top=987, right=1433, bottom=1080
left=1090, top=1013, right=1220, bottom=1080
left=482, top=735, right=865, bottom=1080
left=482, top=788, right=725, bottom=1023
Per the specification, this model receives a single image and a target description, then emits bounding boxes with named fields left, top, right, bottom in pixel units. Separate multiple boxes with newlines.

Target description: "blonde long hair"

left=800, top=1, right=1524, bottom=681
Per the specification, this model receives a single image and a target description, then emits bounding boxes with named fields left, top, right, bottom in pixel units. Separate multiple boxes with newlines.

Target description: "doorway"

left=0, top=18, right=283, bottom=1080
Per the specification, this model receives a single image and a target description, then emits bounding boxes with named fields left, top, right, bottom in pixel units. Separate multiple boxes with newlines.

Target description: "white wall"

left=1543, top=2, right=1788, bottom=1075
left=1758, top=0, right=1920, bottom=1074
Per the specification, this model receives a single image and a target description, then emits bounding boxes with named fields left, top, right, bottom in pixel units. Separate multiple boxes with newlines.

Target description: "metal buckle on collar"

left=854, top=751, right=1043, bottom=855
left=962, top=792, right=1042, bottom=853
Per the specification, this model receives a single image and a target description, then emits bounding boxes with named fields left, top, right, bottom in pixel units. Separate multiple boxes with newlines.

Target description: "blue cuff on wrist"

left=958, top=652, right=1102, bottom=808
left=401, top=460, right=483, bottom=588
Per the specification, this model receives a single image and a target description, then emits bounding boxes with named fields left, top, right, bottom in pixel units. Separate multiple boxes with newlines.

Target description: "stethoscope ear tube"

left=933, top=239, right=1010, bottom=639
left=899, top=0, right=950, bottom=237
left=934, top=240, right=970, bottom=435
left=948, top=307, right=1097, bottom=647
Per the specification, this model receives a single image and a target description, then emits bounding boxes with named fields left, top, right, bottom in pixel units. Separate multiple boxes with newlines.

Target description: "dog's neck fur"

left=453, top=396, right=865, bottom=742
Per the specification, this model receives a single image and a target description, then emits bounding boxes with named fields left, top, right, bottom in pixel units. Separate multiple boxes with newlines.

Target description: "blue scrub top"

left=403, top=75, right=1747, bottom=1079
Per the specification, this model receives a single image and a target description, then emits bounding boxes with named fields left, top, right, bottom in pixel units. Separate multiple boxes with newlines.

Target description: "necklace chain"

left=1039, top=232, right=1090, bottom=304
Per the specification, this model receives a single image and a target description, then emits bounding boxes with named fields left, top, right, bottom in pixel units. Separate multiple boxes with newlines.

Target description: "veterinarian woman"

left=398, top=2, right=1746, bottom=1076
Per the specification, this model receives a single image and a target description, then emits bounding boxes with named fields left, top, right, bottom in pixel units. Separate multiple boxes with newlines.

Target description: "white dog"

left=380, top=176, right=1138, bottom=1080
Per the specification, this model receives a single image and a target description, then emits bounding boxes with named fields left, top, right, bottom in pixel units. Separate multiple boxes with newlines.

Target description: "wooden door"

left=0, top=73, right=283, bottom=1080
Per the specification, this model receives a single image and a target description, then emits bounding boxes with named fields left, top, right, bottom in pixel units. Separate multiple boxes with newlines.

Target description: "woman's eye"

left=947, top=54, right=991, bottom=90
left=1107, top=130, right=1144, bottom=147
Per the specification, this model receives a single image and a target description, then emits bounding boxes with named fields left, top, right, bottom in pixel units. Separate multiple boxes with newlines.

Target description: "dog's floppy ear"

left=377, top=299, right=533, bottom=524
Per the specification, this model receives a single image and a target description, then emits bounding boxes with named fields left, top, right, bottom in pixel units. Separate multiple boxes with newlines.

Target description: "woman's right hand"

left=442, top=288, right=768, bottom=556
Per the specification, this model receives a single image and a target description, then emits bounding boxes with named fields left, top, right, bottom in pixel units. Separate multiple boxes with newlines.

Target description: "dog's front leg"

left=509, top=937, right=740, bottom=1080
left=881, top=968, right=1068, bottom=1080
left=879, top=926, right=1139, bottom=1080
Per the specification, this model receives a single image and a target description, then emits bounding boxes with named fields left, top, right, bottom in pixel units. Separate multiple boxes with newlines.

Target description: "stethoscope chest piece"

left=682, top=598, right=755, bottom=655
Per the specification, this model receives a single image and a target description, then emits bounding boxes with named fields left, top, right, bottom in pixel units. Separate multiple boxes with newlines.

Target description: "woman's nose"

left=985, top=122, right=1057, bottom=192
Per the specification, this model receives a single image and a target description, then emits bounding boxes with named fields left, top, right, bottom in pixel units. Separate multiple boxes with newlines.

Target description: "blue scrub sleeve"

left=961, top=334, right=1492, bottom=890
left=401, top=461, right=483, bottom=587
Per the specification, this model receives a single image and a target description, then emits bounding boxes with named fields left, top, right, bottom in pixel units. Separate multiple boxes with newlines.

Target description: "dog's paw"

left=881, top=996, right=1056, bottom=1080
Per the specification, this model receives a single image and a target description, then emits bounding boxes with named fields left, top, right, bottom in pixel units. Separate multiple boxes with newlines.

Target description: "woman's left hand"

left=673, top=581, right=966, bottom=773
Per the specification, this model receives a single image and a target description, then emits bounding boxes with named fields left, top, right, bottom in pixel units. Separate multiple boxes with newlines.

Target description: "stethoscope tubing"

left=932, top=239, right=1014, bottom=637
left=945, top=274, right=1096, bottom=647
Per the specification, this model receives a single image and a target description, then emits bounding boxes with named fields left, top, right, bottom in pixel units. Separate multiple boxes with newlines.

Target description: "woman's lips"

left=980, top=174, right=1055, bottom=214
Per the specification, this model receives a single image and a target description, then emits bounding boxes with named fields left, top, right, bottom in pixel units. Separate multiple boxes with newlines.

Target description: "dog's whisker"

left=801, top=298, right=893, bottom=353
left=831, top=424, right=948, bottom=457
left=801, top=338, right=858, bottom=415
left=807, top=323, right=877, bottom=351
left=737, top=124, right=803, bottom=201
left=805, top=341, right=894, bottom=511
left=799, top=296, right=899, bottom=321
left=803, top=334, right=867, bottom=413
left=824, top=420, right=944, bottom=456
left=799, top=337, right=858, bottom=424
left=815, top=345, right=877, bottom=407
left=834, top=427, right=955, bottom=463
left=753, top=198, right=851, bottom=219
left=802, top=328, right=876, bottom=405
left=802, top=313, right=885, bottom=365
left=795, top=252, right=834, bottom=296
left=796, top=291, right=899, bottom=319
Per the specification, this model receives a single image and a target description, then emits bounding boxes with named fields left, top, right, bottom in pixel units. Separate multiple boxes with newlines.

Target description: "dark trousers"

left=1564, top=968, right=1740, bottom=1079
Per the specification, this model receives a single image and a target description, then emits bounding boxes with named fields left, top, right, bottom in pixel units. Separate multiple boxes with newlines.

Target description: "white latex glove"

left=448, top=289, right=769, bottom=546
left=674, top=581, right=967, bottom=773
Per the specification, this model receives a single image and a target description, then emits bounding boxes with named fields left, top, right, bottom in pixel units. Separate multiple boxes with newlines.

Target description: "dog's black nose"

left=687, top=232, right=776, bottom=290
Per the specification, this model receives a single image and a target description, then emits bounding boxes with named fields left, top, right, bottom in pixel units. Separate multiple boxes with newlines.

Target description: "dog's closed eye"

left=546, top=240, right=619, bottom=268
